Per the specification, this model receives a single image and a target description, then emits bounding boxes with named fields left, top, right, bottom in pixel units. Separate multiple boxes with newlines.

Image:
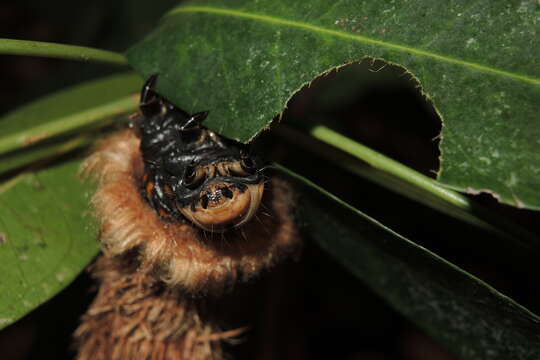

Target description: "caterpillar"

left=137, top=75, right=265, bottom=232
left=74, top=75, right=299, bottom=359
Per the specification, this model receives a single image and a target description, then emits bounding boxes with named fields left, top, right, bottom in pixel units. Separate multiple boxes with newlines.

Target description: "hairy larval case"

left=74, top=76, right=299, bottom=360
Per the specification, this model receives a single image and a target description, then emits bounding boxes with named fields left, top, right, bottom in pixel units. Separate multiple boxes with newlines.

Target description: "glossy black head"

left=137, top=75, right=265, bottom=232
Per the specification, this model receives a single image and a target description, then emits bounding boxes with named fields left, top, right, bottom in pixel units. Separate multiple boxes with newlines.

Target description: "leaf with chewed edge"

left=127, top=0, right=539, bottom=209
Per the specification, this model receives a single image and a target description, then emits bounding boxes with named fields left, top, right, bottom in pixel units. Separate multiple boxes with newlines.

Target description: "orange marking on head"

left=158, top=208, right=171, bottom=219
left=146, top=181, right=155, bottom=200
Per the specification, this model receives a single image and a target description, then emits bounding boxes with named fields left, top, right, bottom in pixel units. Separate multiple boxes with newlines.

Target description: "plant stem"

left=280, top=124, right=539, bottom=247
left=0, top=38, right=127, bottom=65
left=309, top=125, right=471, bottom=209
left=276, top=126, right=485, bottom=225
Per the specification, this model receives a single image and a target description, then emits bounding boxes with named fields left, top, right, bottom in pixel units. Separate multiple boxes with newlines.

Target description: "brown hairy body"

left=74, top=130, right=299, bottom=359
left=75, top=256, right=229, bottom=360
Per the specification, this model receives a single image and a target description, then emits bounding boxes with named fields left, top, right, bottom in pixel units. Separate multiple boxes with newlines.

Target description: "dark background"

left=1, top=1, right=539, bottom=359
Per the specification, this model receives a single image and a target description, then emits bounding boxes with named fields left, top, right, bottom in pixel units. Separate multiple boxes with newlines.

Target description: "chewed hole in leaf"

left=261, top=59, right=445, bottom=236
left=280, top=58, right=442, bottom=177
left=259, top=57, right=539, bottom=285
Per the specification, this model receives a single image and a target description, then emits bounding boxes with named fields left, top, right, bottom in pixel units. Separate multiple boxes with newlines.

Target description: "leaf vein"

left=167, top=6, right=539, bottom=86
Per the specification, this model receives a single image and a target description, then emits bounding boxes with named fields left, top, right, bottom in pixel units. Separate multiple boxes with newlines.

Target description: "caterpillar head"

left=137, top=75, right=266, bottom=232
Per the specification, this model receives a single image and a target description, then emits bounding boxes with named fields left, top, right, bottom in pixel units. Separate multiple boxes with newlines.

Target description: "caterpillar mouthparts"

left=179, top=182, right=265, bottom=232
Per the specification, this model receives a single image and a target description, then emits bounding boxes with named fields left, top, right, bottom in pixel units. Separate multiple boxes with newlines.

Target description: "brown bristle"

left=145, top=180, right=154, bottom=201
left=74, top=256, right=232, bottom=360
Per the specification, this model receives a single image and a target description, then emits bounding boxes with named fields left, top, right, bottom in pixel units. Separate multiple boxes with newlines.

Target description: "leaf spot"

left=0, top=233, right=6, bottom=244
left=505, top=172, right=519, bottom=187
left=479, top=157, right=491, bottom=165
left=465, top=38, right=478, bottom=49
left=55, top=271, right=68, bottom=282
left=41, top=283, right=50, bottom=294
left=517, top=1, right=533, bottom=13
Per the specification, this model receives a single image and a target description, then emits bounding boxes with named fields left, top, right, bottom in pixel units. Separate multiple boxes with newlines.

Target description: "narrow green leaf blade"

left=280, top=166, right=540, bottom=360
left=0, top=135, right=95, bottom=176
left=126, top=0, right=539, bottom=209
left=0, top=161, right=98, bottom=330
left=0, top=72, right=142, bottom=156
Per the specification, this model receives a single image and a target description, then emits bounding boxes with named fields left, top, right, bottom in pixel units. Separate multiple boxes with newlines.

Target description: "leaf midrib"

left=167, top=6, right=539, bottom=86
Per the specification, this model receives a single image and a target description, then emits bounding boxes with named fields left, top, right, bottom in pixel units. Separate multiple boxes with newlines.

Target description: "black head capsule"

left=137, top=75, right=265, bottom=232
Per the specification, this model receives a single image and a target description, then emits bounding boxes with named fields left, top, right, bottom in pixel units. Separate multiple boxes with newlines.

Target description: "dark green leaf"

left=0, top=73, right=143, bottom=330
left=127, top=1, right=539, bottom=209
left=280, top=165, right=540, bottom=360
left=0, top=161, right=99, bottom=330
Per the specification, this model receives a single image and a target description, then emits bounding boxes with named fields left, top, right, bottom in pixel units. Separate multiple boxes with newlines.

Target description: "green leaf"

left=0, top=38, right=127, bottom=65
left=0, top=72, right=142, bottom=156
left=0, top=72, right=143, bottom=329
left=0, top=161, right=99, bottom=330
left=280, top=165, right=540, bottom=360
left=126, top=1, right=539, bottom=209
